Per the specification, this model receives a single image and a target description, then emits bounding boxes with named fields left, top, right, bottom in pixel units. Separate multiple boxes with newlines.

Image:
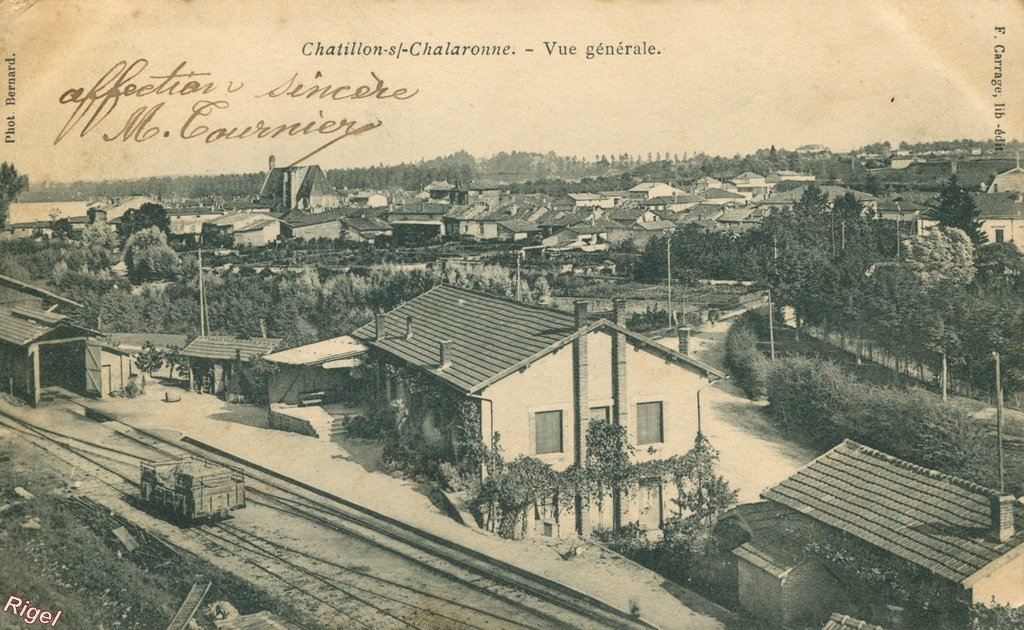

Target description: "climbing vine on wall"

left=469, top=426, right=737, bottom=540
left=359, top=355, right=485, bottom=486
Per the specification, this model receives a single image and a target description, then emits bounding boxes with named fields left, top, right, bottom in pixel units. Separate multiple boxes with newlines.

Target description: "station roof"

left=263, top=335, right=367, bottom=367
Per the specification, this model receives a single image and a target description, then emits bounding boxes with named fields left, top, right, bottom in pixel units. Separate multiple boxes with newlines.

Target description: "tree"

left=932, top=175, right=985, bottom=244
left=79, top=221, right=120, bottom=272
left=0, top=163, right=29, bottom=227
left=903, top=226, right=976, bottom=288
left=135, top=341, right=165, bottom=385
left=51, top=218, right=75, bottom=240
left=123, top=226, right=181, bottom=283
left=118, top=202, right=170, bottom=238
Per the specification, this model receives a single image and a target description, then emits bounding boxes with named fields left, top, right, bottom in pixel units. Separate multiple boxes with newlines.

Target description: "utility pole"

left=666, top=234, right=673, bottom=327
left=941, top=349, right=948, bottom=402
left=515, top=249, right=523, bottom=301
left=895, top=215, right=901, bottom=261
left=767, top=290, right=777, bottom=361
left=198, top=247, right=207, bottom=337
left=994, top=351, right=1005, bottom=492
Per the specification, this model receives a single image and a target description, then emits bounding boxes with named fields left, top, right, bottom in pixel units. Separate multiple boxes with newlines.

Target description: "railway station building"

left=349, top=285, right=725, bottom=539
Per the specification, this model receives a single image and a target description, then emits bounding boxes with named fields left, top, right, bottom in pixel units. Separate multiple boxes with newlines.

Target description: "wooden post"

left=30, top=345, right=40, bottom=407
left=941, top=350, right=948, bottom=402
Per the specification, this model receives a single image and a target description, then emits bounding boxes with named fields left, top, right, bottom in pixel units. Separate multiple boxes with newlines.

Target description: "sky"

left=1, top=0, right=1022, bottom=182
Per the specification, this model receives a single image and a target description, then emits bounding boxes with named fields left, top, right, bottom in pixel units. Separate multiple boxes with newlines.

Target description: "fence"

left=804, top=326, right=1023, bottom=410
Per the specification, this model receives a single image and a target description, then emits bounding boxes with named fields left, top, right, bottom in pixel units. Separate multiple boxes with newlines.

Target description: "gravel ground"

left=658, top=319, right=818, bottom=503
left=66, top=384, right=727, bottom=629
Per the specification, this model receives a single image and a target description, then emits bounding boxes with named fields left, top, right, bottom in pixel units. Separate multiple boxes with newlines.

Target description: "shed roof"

left=763, top=439, right=1024, bottom=585
left=180, top=336, right=282, bottom=361
left=0, top=274, right=83, bottom=309
left=351, top=285, right=721, bottom=393
left=0, top=306, right=94, bottom=346
left=263, top=335, right=367, bottom=366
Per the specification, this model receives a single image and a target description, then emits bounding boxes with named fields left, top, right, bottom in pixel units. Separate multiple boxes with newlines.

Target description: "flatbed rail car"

left=140, top=456, right=246, bottom=522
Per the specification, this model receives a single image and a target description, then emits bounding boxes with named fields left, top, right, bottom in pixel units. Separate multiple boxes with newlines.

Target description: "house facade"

left=350, top=286, right=724, bottom=538
left=974, top=192, right=1024, bottom=249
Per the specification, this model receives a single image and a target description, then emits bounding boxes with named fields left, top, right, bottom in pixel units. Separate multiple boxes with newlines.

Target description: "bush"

left=764, top=355, right=992, bottom=485
left=724, top=316, right=770, bottom=399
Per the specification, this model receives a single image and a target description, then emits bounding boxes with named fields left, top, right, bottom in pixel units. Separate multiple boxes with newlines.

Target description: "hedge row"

left=764, top=355, right=992, bottom=486
left=724, top=310, right=770, bottom=398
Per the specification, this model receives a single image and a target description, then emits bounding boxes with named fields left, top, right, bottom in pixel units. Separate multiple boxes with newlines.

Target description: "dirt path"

left=686, top=320, right=817, bottom=503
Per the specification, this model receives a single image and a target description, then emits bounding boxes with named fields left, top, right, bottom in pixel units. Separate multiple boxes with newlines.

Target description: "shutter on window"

left=529, top=411, right=536, bottom=454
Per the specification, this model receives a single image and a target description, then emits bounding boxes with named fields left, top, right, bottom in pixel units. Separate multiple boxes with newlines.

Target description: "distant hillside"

left=14, top=139, right=1021, bottom=201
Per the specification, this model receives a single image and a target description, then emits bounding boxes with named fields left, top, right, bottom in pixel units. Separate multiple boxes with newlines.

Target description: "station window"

left=636, top=401, right=664, bottom=445
left=534, top=410, right=563, bottom=454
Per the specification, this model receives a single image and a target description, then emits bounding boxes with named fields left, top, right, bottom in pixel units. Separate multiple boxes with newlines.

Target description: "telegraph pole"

left=198, top=247, right=207, bottom=336
left=994, top=351, right=1005, bottom=492
left=767, top=290, right=776, bottom=361
left=515, top=250, right=522, bottom=301
left=941, top=349, right=948, bottom=402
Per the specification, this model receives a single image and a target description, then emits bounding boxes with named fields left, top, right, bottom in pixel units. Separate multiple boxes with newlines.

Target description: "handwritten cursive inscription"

left=55, top=59, right=418, bottom=165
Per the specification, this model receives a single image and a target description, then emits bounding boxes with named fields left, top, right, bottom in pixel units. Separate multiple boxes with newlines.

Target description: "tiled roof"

left=342, top=217, right=391, bottom=232
left=640, top=194, right=703, bottom=206
left=763, top=439, right=1024, bottom=584
left=0, top=306, right=94, bottom=346
left=635, top=220, right=676, bottom=231
left=282, top=210, right=347, bottom=227
left=0, top=308, right=64, bottom=345
left=181, top=336, right=283, bottom=361
left=732, top=541, right=801, bottom=579
left=388, top=202, right=450, bottom=215
left=351, top=285, right=721, bottom=393
left=444, top=204, right=489, bottom=220
left=971, top=192, right=1024, bottom=219
left=765, top=185, right=878, bottom=204
left=0, top=274, right=82, bottom=309
left=822, top=613, right=886, bottom=630
left=703, top=188, right=746, bottom=199
left=608, top=207, right=649, bottom=222
left=235, top=218, right=280, bottom=233
left=496, top=219, right=540, bottom=233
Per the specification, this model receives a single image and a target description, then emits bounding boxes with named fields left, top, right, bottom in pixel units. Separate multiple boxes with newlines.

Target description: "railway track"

left=0, top=402, right=658, bottom=629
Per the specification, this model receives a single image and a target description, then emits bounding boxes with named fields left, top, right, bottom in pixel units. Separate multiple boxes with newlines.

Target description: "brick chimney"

left=439, top=340, right=453, bottom=369
left=612, top=298, right=627, bottom=327
left=574, top=300, right=589, bottom=330
left=571, top=299, right=590, bottom=535
left=405, top=315, right=414, bottom=340
left=374, top=313, right=387, bottom=341
left=611, top=298, right=629, bottom=429
left=991, top=494, right=1016, bottom=542
left=677, top=327, right=691, bottom=355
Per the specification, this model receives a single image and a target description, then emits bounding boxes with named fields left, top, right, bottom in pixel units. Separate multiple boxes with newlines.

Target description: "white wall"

left=480, top=329, right=706, bottom=471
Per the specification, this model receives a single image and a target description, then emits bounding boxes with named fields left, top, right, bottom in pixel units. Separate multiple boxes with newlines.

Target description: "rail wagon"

left=140, top=456, right=246, bottom=522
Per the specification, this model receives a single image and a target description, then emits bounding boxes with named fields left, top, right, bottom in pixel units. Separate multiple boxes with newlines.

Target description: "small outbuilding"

left=263, top=335, right=369, bottom=406
left=180, top=336, right=282, bottom=400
